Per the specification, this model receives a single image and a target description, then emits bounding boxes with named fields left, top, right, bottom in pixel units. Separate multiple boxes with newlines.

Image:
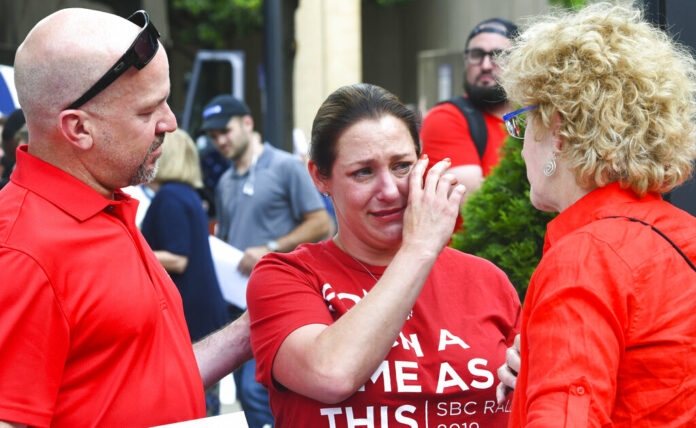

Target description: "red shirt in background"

left=421, top=101, right=508, bottom=232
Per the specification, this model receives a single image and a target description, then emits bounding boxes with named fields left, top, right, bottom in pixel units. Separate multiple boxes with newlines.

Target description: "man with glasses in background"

left=0, top=8, right=251, bottom=427
left=421, top=18, right=518, bottom=230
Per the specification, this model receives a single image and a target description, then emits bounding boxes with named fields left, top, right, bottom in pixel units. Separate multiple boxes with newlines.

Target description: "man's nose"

left=157, top=103, right=178, bottom=134
left=480, top=54, right=495, bottom=69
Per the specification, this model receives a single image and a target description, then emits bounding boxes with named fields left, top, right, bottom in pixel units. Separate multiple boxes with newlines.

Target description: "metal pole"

left=262, top=0, right=287, bottom=151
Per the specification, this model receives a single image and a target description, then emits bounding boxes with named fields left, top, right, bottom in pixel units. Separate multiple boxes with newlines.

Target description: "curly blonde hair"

left=500, top=2, right=696, bottom=196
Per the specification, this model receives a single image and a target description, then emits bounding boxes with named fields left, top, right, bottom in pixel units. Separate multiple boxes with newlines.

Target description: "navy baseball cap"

left=466, top=18, right=518, bottom=45
left=200, top=95, right=251, bottom=131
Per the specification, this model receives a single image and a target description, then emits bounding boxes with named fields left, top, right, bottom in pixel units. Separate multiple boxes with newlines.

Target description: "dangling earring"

left=543, top=153, right=557, bottom=177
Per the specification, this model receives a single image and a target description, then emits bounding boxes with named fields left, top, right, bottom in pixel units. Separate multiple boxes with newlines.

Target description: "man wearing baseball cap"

left=201, top=95, right=251, bottom=133
left=202, top=94, right=331, bottom=428
left=421, top=17, right=518, bottom=231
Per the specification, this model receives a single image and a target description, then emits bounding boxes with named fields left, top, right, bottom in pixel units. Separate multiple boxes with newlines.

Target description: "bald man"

left=0, top=8, right=251, bottom=427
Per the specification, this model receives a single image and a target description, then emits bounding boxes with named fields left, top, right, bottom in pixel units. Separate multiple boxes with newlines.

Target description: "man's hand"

left=238, top=245, right=270, bottom=276
left=496, top=333, right=521, bottom=404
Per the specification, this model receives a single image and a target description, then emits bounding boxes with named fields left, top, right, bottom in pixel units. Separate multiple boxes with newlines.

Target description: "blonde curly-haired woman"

left=498, top=2, right=696, bottom=426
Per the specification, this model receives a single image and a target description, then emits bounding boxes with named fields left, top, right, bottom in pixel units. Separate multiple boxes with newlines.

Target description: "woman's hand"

left=496, top=333, right=521, bottom=404
left=401, top=155, right=466, bottom=257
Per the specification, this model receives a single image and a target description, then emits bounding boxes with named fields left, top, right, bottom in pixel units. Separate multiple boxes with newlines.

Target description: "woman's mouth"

left=370, top=207, right=405, bottom=221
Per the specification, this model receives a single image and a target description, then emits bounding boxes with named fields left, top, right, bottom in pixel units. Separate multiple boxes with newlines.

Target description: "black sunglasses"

left=65, top=10, right=160, bottom=110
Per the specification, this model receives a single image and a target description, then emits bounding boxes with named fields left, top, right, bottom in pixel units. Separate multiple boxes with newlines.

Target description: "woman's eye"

left=394, top=162, right=413, bottom=173
left=351, top=168, right=372, bottom=178
left=352, top=168, right=371, bottom=178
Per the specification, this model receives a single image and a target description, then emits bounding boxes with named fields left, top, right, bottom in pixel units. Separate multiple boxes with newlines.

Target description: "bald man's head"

left=14, top=8, right=143, bottom=130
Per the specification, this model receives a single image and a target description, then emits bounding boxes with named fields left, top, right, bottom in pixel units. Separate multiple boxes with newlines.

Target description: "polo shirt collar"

left=543, top=182, right=661, bottom=252
left=231, top=142, right=273, bottom=177
left=11, top=145, right=133, bottom=222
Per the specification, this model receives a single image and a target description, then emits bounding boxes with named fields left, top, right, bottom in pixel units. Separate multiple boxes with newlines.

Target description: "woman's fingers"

left=496, top=380, right=511, bottom=405
left=509, top=334, right=521, bottom=373
left=423, top=158, right=451, bottom=196
left=495, top=334, right=522, bottom=405
left=497, top=360, right=518, bottom=389
left=496, top=361, right=517, bottom=405
left=402, top=157, right=465, bottom=253
left=437, top=173, right=466, bottom=202
left=449, top=183, right=467, bottom=205
left=408, top=154, right=429, bottom=195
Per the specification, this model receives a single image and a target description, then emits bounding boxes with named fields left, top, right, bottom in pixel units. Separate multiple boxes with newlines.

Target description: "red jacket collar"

left=543, top=182, right=661, bottom=253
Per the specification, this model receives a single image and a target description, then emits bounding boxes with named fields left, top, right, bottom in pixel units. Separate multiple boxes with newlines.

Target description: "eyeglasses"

left=503, top=105, right=539, bottom=139
left=65, top=10, right=160, bottom=110
left=464, top=48, right=503, bottom=66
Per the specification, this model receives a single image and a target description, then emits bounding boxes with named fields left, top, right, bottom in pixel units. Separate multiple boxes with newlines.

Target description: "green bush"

left=450, top=135, right=556, bottom=302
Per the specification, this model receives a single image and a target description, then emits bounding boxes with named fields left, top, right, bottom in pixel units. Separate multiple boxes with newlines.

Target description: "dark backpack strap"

left=602, top=216, right=696, bottom=272
left=437, top=96, right=488, bottom=161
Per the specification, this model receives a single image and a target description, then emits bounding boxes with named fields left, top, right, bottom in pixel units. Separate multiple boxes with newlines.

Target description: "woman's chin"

left=530, top=198, right=557, bottom=213
left=377, top=228, right=404, bottom=249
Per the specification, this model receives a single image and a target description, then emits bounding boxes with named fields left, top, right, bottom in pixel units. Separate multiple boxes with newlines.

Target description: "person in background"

left=0, top=108, right=25, bottom=188
left=121, top=181, right=156, bottom=228
left=202, top=94, right=331, bottom=428
left=420, top=18, right=517, bottom=230
left=498, top=2, right=696, bottom=425
left=294, top=126, right=337, bottom=237
left=0, top=8, right=250, bottom=426
left=141, top=128, right=231, bottom=415
left=247, top=83, right=520, bottom=427
left=0, top=115, right=6, bottom=178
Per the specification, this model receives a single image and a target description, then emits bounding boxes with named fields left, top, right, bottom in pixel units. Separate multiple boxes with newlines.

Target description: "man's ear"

left=241, top=115, right=254, bottom=132
left=58, top=110, right=94, bottom=151
left=307, top=159, right=329, bottom=194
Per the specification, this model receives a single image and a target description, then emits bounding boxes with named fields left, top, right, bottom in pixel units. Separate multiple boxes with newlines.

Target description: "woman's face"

left=321, top=115, right=418, bottom=252
left=521, top=114, right=560, bottom=212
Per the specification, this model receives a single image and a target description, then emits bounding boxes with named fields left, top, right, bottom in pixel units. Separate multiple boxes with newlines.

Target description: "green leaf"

left=171, top=0, right=263, bottom=46
left=548, top=0, right=587, bottom=10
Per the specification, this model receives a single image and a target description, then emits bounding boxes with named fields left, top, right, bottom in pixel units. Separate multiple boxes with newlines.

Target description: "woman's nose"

left=376, top=171, right=400, bottom=201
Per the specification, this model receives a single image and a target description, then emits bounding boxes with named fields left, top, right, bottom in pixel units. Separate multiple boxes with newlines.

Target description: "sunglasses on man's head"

left=65, top=10, right=160, bottom=110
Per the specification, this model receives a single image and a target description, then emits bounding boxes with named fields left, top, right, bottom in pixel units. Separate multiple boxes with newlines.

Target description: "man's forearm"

left=274, top=209, right=331, bottom=252
left=0, top=421, right=27, bottom=428
left=448, top=164, right=484, bottom=207
left=193, top=311, right=253, bottom=389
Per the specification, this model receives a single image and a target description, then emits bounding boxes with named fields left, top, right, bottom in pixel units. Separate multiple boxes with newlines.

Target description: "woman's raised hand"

left=401, top=155, right=466, bottom=257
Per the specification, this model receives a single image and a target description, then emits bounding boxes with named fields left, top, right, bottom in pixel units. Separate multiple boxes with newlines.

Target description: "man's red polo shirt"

left=0, top=146, right=205, bottom=427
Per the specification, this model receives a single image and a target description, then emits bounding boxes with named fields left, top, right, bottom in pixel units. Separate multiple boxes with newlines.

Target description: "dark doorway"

left=644, top=0, right=696, bottom=215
